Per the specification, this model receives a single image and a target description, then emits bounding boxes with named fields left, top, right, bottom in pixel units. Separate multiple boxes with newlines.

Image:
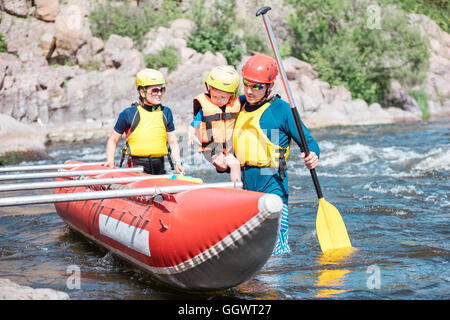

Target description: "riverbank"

left=1, top=106, right=450, bottom=166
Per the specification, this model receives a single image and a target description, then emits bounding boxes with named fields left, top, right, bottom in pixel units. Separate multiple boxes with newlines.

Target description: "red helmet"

left=242, top=54, right=278, bottom=84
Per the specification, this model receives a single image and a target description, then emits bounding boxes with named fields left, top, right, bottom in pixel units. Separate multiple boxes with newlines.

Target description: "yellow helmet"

left=205, top=65, right=240, bottom=93
left=136, top=68, right=165, bottom=89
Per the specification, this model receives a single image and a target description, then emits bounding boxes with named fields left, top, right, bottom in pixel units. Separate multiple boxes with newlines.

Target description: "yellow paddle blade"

left=175, top=175, right=203, bottom=184
left=316, top=198, right=352, bottom=253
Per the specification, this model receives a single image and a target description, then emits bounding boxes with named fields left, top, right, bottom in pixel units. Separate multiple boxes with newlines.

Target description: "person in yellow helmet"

left=188, top=65, right=241, bottom=182
left=106, top=68, right=185, bottom=175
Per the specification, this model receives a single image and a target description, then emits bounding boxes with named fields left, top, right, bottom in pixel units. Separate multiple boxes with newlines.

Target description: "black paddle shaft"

left=257, top=6, right=323, bottom=199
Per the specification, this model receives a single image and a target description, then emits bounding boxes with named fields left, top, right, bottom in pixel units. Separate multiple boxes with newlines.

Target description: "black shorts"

left=131, top=156, right=166, bottom=175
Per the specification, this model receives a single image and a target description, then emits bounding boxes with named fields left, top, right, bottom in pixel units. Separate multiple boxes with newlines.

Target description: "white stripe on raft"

left=99, top=214, right=151, bottom=257
left=89, top=193, right=283, bottom=275
left=153, top=193, right=283, bottom=274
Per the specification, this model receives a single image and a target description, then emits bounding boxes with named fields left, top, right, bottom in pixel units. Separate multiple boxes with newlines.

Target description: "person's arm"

left=105, top=129, right=123, bottom=167
left=105, top=107, right=134, bottom=167
left=167, top=131, right=185, bottom=174
left=163, top=107, right=185, bottom=174
left=188, top=124, right=201, bottom=146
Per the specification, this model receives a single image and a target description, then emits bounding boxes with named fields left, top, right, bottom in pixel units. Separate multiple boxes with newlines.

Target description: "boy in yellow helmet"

left=188, top=65, right=241, bottom=182
left=106, top=68, right=185, bottom=175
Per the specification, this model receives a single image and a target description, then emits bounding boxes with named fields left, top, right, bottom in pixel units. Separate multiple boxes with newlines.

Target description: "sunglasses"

left=147, top=87, right=166, bottom=95
left=243, top=79, right=266, bottom=91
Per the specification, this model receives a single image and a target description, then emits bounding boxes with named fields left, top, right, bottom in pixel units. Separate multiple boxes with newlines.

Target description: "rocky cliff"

left=0, top=0, right=449, bottom=161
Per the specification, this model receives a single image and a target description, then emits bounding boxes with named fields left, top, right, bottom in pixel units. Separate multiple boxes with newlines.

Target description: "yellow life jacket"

left=194, top=93, right=241, bottom=154
left=125, top=104, right=168, bottom=157
left=233, top=101, right=290, bottom=168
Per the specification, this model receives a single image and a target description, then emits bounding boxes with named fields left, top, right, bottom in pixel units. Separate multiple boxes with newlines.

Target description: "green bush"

left=244, top=34, right=269, bottom=56
left=285, top=0, right=430, bottom=105
left=89, top=0, right=182, bottom=48
left=144, top=45, right=180, bottom=73
left=0, top=32, right=7, bottom=52
left=410, top=89, right=430, bottom=120
left=379, top=0, right=449, bottom=33
left=187, top=0, right=243, bottom=66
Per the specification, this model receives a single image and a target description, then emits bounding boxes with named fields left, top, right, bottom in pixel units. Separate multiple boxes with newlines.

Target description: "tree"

left=285, top=0, right=430, bottom=105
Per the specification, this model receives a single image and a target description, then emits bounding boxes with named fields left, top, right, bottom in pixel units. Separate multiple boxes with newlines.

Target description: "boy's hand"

left=188, top=125, right=201, bottom=146
left=175, top=163, right=185, bottom=175
left=300, top=152, right=319, bottom=170
left=212, top=153, right=227, bottom=172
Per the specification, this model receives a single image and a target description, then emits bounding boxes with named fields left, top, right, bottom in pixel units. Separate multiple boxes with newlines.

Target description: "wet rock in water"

left=0, top=278, right=70, bottom=300
left=0, top=150, right=50, bottom=166
left=0, top=114, right=50, bottom=165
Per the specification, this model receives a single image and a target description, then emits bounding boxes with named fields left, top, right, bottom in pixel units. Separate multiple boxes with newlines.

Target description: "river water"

left=0, top=120, right=448, bottom=300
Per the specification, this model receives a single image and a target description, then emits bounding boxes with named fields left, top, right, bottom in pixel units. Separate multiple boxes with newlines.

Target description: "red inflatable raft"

left=53, top=162, right=283, bottom=291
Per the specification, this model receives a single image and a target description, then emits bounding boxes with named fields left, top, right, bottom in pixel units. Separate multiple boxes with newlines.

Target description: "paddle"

left=0, top=167, right=144, bottom=181
left=256, top=6, right=352, bottom=252
left=0, top=162, right=105, bottom=173
left=0, top=181, right=243, bottom=207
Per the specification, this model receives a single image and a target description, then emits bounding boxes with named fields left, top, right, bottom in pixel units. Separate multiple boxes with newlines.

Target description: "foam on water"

left=412, top=149, right=450, bottom=171
left=319, top=142, right=376, bottom=168
left=363, top=182, right=424, bottom=196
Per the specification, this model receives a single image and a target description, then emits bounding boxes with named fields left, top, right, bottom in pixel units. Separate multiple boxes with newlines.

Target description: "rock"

left=39, top=31, right=56, bottom=59
left=0, top=113, right=48, bottom=162
left=3, top=0, right=29, bottom=17
left=0, top=54, right=69, bottom=124
left=298, top=75, right=323, bottom=102
left=142, top=19, right=194, bottom=56
left=54, top=2, right=92, bottom=57
left=143, top=26, right=173, bottom=56
left=428, top=100, right=450, bottom=119
left=0, top=53, right=21, bottom=88
left=103, top=34, right=134, bottom=68
left=46, top=119, right=113, bottom=143
left=116, top=49, right=145, bottom=76
left=180, top=46, right=196, bottom=61
left=0, top=278, right=69, bottom=300
left=283, top=56, right=318, bottom=81
left=35, top=0, right=59, bottom=22
left=409, top=13, right=450, bottom=115
left=384, top=106, right=422, bottom=123
left=54, top=64, right=84, bottom=82
left=303, top=99, right=391, bottom=128
left=164, top=50, right=228, bottom=128
left=103, top=34, right=134, bottom=52
left=90, top=37, right=104, bottom=55
left=60, top=68, right=135, bottom=123
left=75, top=42, right=91, bottom=66
left=384, top=84, right=422, bottom=116
left=170, top=18, right=194, bottom=39
left=1, top=12, right=56, bottom=63
left=324, top=85, right=352, bottom=103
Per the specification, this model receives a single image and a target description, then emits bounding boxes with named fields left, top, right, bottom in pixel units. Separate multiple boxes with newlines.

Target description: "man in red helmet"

left=232, top=54, right=320, bottom=255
